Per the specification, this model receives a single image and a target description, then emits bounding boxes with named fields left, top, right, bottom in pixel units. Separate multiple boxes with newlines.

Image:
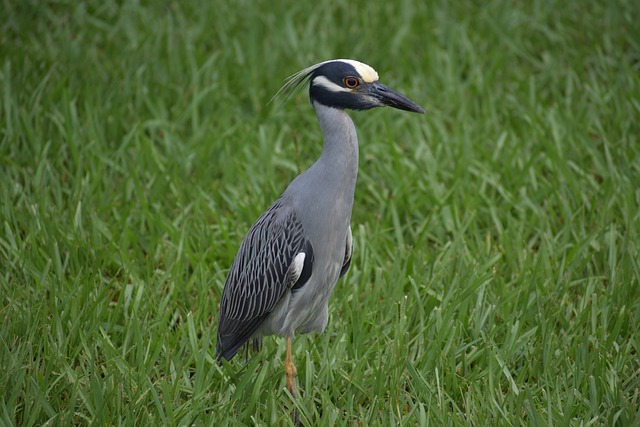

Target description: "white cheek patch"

left=338, top=59, right=379, bottom=83
left=312, top=75, right=350, bottom=92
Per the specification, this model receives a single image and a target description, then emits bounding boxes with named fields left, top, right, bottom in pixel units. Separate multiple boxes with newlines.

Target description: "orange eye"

left=344, top=77, right=359, bottom=88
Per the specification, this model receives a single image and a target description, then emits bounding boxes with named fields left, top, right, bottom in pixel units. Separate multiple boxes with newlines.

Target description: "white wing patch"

left=345, top=226, right=353, bottom=261
left=289, top=252, right=306, bottom=286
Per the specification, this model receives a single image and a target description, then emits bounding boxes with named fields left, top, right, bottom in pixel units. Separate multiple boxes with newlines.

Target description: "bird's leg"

left=285, top=336, right=299, bottom=425
left=285, top=337, right=297, bottom=397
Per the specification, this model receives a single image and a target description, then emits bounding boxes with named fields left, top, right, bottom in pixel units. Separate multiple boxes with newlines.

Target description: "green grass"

left=1, top=0, right=639, bottom=425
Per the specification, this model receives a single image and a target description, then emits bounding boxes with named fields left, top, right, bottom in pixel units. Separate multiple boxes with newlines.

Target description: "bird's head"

left=275, top=59, right=425, bottom=114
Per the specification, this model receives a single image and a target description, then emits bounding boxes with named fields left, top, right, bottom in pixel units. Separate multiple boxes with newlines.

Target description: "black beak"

left=370, top=82, right=425, bottom=114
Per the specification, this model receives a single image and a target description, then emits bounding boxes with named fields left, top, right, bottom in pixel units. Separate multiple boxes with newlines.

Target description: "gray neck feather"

left=283, top=101, right=359, bottom=233
left=313, top=101, right=359, bottom=183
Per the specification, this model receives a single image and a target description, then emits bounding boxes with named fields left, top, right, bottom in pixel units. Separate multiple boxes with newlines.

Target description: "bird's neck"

left=313, top=102, right=359, bottom=176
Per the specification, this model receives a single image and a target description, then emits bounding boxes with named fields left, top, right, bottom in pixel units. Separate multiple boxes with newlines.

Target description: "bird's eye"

left=344, top=77, right=359, bottom=88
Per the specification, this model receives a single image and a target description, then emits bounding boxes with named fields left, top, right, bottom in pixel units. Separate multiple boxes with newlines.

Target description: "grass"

left=1, top=0, right=639, bottom=425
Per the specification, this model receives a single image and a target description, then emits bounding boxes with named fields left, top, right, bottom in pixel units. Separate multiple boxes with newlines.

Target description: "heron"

left=216, top=59, right=423, bottom=418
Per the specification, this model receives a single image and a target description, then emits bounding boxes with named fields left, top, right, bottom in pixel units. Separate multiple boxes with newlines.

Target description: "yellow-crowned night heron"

left=216, top=59, right=423, bottom=412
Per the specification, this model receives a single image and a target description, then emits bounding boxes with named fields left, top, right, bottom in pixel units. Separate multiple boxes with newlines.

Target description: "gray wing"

left=216, top=199, right=314, bottom=361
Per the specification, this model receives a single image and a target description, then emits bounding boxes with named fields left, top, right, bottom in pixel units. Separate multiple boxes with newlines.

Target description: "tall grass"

left=1, top=0, right=639, bottom=425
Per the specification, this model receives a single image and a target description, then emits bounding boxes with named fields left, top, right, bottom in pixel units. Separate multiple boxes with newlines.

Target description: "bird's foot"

left=285, top=363, right=299, bottom=425
left=285, top=361, right=298, bottom=398
left=284, top=337, right=299, bottom=425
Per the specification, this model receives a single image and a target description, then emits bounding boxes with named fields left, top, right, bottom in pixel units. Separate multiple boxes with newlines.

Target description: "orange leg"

left=285, top=337, right=299, bottom=425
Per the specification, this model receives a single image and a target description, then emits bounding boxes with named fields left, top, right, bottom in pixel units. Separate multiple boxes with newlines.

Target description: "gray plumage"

left=216, top=59, right=423, bottom=362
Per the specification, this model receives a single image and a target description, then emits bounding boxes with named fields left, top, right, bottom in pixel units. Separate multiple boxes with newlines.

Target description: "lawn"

left=1, top=0, right=639, bottom=425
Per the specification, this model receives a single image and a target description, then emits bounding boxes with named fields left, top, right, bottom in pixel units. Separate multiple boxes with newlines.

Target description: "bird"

left=216, top=58, right=424, bottom=419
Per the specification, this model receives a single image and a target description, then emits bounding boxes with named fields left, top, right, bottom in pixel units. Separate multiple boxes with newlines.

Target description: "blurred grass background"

left=1, top=0, right=639, bottom=425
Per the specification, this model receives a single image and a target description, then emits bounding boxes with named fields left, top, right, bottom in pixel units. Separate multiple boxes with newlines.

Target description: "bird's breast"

left=295, top=203, right=353, bottom=324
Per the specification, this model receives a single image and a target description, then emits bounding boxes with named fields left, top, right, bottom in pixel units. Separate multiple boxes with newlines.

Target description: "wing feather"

left=216, top=199, right=314, bottom=360
left=339, top=225, right=353, bottom=278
